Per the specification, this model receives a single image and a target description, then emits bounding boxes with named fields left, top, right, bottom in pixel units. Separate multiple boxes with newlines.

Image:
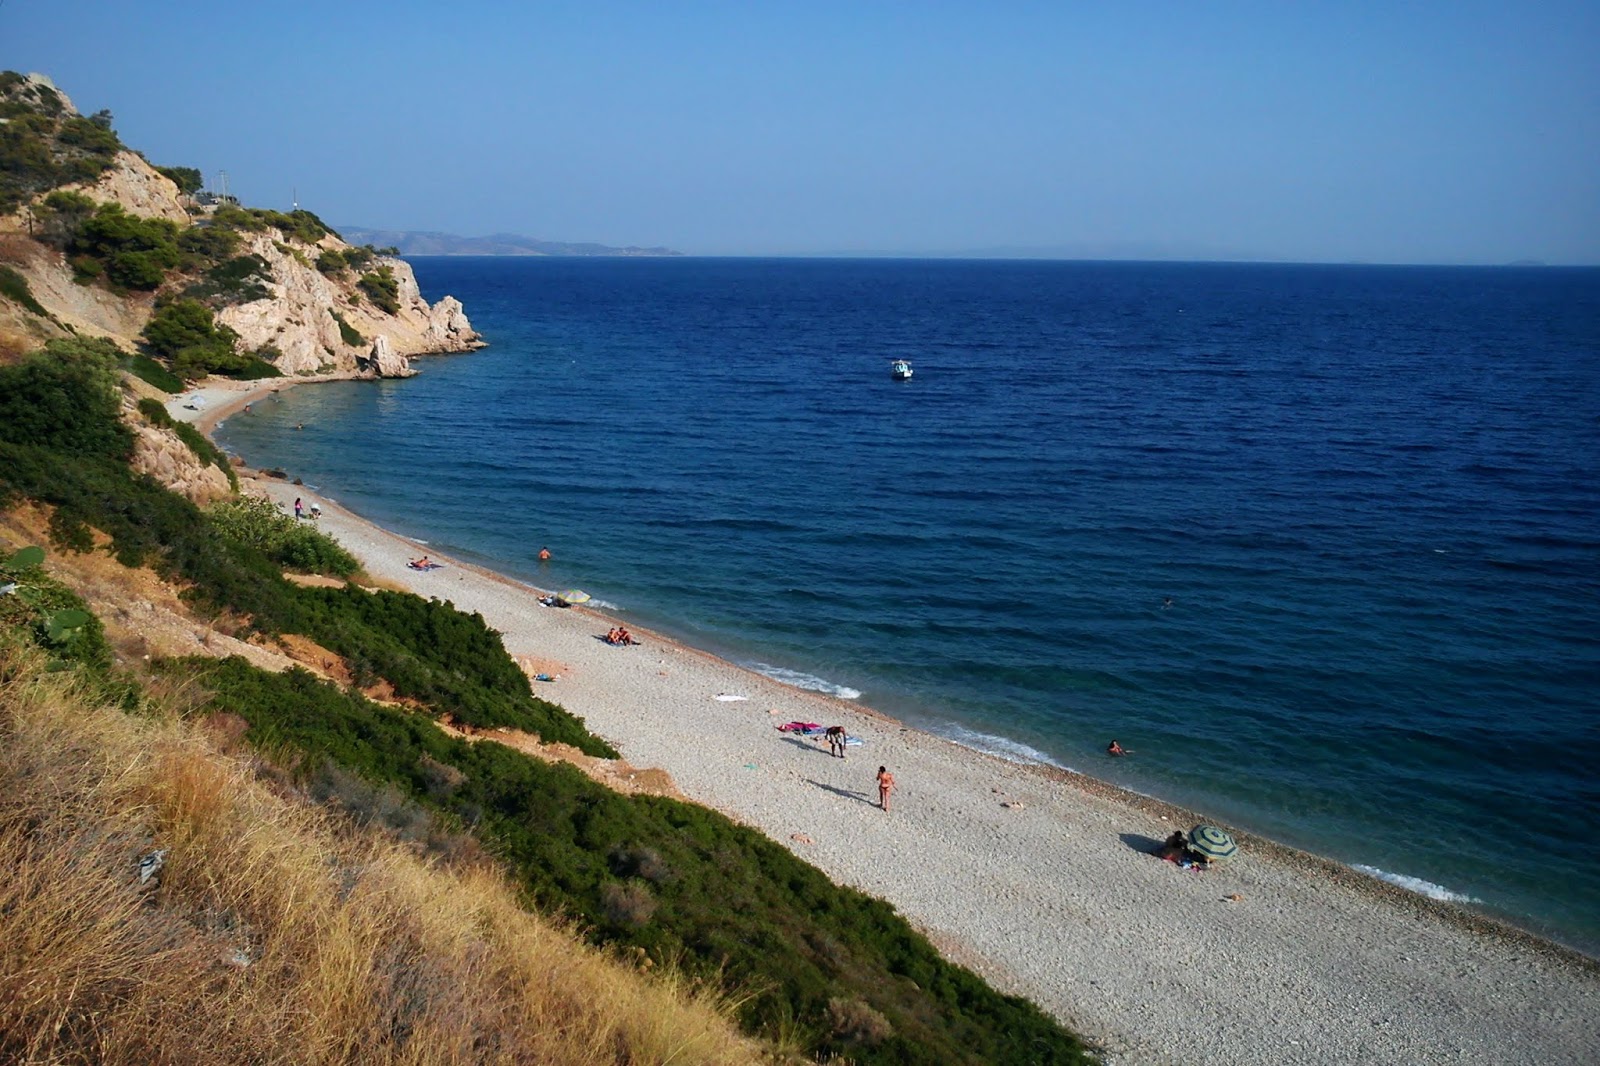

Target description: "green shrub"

left=208, top=495, right=357, bottom=576
left=0, top=265, right=48, bottom=316
left=315, top=249, right=345, bottom=275
left=155, top=164, right=203, bottom=195
left=330, top=309, right=364, bottom=347
left=358, top=265, right=400, bottom=314
left=177, top=222, right=240, bottom=264
left=342, top=245, right=375, bottom=272
left=0, top=338, right=132, bottom=459
left=69, top=203, right=181, bottom=290
left=183, top=253, right=272, bottom=305
left=142, top=298, right=243, bottom=379
left=182, top=657, right=1092, bottom=1065
left=0, top=81, right=122, bottom=213
left=35, top=189, right=96, bottom=250
left=126, top=354, right=184, bottom=393
left=0, top=550, right=111, bottom=672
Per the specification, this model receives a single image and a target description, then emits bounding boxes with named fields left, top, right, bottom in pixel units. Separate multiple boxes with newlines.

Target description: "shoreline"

left=172, top=376, right=1600, bottom=1065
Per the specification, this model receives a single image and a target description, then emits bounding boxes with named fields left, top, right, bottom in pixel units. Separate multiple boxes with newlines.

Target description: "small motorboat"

left=890, top=359, right=913, bottom=381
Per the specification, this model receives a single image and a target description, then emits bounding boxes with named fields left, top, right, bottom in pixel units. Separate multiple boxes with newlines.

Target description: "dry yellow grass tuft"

left=0, top=644, right=795, bottom=1065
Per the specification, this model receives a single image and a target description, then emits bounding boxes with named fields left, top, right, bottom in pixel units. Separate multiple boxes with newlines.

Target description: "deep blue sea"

left=217, top=258, right=1600, bottom=954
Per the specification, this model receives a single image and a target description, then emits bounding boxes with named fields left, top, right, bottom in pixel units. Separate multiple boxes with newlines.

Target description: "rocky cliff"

left=0, top=73, right=483, bottom=377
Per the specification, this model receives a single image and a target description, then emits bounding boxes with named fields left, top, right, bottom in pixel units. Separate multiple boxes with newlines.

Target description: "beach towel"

left=714, top=694, right=749, bottom=702
left=777, top=721, right=823, bottom=733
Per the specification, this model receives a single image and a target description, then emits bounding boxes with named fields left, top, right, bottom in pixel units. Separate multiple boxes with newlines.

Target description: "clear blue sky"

left=4, top=1, right=1597, bottom=263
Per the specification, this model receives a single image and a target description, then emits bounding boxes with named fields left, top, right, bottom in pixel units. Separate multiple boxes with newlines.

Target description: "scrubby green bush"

left=315, top=249, right=345, bottom=275
left=0, top=80, right=123, bottom=212
left=0, top=337, right=131, bottom=459
left=207, top=496, right=356, bottom=576
left=155, top=164, right=203, bottom=195
left=330, top=309, right=364, bottom=347
left=68, top=203, right=182, bottom=290
left=0, top=547, right=112, bottom=672
left=126, top=353, right=184, bottom=393
left=34, top=189, right=96, bottom=250
left=183, top=656, right=1091, bottom=1065
left=0, top=265, right=48, bottom=316
left=182, top=253, right=273, bottom=306
left=358, top=265, right=400, bottom=314
left=141, top=298, right=262, bottom=379
left=178, top=221, right=241, bottom=264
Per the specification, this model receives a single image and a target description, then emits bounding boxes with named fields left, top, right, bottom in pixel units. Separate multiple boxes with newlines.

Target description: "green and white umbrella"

left=556, top=589, right=591, bottom=605
left=1187, top=825, right=1238, bottom=861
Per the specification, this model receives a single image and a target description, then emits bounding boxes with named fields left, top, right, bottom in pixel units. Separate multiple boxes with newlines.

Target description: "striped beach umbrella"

left=1188, top=825, right=1238, bottom=861
left=556, top=589, right=591, bottom=605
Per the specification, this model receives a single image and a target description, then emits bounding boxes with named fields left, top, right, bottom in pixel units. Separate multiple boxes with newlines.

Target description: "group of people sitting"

left=407, top=556, right=443, bottom=571
left=605, top=626, right=638, bottom=646
left=1157, top=831, right=1211, bottom=870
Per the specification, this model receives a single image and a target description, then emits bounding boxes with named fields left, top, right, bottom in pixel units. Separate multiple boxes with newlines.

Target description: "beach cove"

left=176, top=378, right=1599, bottom=1065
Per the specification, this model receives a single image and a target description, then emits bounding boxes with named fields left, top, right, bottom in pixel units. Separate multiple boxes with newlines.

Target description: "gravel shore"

left=177, top=381, right=1600, bottom=1065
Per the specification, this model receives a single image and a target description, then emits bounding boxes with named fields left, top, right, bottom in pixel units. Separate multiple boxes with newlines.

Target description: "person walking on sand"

left=876, top=766, right=895, bottom=811
left=294, top=497, right=303, bottom=520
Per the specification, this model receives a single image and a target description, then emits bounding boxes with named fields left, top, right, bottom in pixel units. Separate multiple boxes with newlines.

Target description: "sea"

left=215, top=257, right=1600, bottom=955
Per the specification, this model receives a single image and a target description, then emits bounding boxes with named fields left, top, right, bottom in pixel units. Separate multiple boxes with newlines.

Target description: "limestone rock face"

left=363, top=334, right=414, bottom=377
left=129, top=423, right=232, bottom=504
left=1, top=74, right=484, bottom=379
left=70, top=151, right=191, bottom=224
left=215, top=234, right=479, bottom=377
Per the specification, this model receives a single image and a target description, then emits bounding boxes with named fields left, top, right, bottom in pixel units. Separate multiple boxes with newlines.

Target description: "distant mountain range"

left=338, top=228, right=681, bottom=257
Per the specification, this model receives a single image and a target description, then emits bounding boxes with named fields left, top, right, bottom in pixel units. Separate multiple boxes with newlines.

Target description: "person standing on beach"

left=876, top=766, right=895, bottom=811
left=294, top=497, right=303, bottom=520
left=826, top=725, right=846, bottom=758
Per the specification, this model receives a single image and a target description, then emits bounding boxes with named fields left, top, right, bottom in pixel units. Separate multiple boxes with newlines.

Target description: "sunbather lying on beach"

left=408, top=557, right=443, bottom=571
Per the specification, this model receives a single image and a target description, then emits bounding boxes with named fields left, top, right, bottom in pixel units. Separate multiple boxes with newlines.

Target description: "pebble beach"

left=178, top=380, right=1600, bottom=1065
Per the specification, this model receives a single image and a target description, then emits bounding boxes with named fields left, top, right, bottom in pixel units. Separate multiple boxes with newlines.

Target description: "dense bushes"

left=187, top=657, right=1091, bottom=1065
left=0, top=77, right=122, bottom=213
left=140, top=297, right=279, bottom=380
left=330, top=309, right=364, bottom=346
left=0, top=265, right=48, bottom=317
left=358, top=265, right=401, bottom=313
left=183, top=253, right=273, bottom=305
left=126, top=353, right=184, bottom=393
left=0, top=338, right=132, bottom=459
left=155, top=164, right=203, bottom=195
left=206, top=495, right=355, bottom=576
left=66, top=202, right=182, bottom=290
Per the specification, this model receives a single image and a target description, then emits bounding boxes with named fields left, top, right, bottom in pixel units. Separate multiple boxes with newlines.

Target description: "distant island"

left=338, top=227, right=681, bottom=257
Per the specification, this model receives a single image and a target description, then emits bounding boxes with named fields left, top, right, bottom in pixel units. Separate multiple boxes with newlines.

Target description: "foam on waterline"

left=586, top=597, right=621, bottom=610
left=938, top=723, right=1072, bottom=771
left=1352, top=864, right=1482, bottom=904
left=748, top=663, right=861, bottom=700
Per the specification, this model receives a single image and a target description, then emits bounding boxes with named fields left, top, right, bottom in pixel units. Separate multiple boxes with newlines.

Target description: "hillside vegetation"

left=0, top=642, right=775, bottom=1065
left=0, top=341, right=1096, bottom=1063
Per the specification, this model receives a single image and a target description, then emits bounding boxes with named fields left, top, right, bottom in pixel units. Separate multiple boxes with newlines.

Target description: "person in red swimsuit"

left=876, top=766, right=895, bottom=811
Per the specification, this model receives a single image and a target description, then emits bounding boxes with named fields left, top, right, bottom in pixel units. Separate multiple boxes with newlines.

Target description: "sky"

left=3, top=1, right=1597, bottom=263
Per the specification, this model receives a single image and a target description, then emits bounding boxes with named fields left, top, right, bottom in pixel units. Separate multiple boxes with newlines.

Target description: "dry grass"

left=0, top=644, right=796, bottom=1065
